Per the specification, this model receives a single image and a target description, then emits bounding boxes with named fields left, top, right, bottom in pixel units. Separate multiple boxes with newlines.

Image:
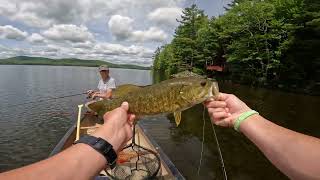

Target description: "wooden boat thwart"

left=50, top=113, right=184, bottom=179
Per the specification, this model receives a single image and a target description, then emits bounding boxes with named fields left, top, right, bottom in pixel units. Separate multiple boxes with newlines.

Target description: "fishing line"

left=210, top=114, right=228, bottom=180
left=6, top=92, right=86, bottom=108
left=197, top=106, right=206, bottom=175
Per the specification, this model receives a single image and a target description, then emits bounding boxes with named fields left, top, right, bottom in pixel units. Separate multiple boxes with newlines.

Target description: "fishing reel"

left=86, top=90, right=96, bottom=99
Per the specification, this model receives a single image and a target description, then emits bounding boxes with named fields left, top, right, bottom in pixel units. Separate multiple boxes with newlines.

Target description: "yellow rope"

left=76, top=104, right=83, bottom=141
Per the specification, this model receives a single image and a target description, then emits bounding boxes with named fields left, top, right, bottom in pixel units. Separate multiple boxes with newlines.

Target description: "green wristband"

left=234, top=110, right=259, bottom=132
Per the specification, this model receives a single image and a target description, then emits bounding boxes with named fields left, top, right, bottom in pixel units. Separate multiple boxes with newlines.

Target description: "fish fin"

left=174, top=111, right=182, bottom=127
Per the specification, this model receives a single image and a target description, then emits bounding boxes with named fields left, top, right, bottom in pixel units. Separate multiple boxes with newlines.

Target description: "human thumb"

left=121, top=102, right=129, bottom=112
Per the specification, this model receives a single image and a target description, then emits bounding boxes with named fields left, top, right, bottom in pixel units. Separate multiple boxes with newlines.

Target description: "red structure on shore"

left=206, top=65, right=224, bottom=72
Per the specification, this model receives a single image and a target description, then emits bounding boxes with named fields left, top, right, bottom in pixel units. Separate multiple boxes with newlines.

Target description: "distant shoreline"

left=0, top=56, right=151, bottom=70
left=0, top=63, right=151, bottom=70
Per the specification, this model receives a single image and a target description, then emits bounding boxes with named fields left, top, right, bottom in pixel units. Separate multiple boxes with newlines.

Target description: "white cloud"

left=0, top=0, right=189, bottom=65
left=72, top=41, right=94, bottom=49
left=42, top=24, right=94, bottom=43
left=0, top=0, right=185, bottom=28
left=131, top=27, right=168, bottom=42
left=13, top=11, right=52, bottom=28
left=108, top=15, right=167, bottom=42
left=148, top=7, right=183, bottom=26
left=0, top=25, right=28, bottom=40
left=130, top=0, right=185, bottom=10
left=0, top=0, right=89, bottom=28
left=1, top=41, right=154, bottom=65
left=0, top=44, right=18, bottom=58
left=108, top=15, right=134, bottom=41
left=93, top=43, right=153, bottom=57
left=0, top=0, right=17, bottom=17
left=27, top=33, right=46, bottom=43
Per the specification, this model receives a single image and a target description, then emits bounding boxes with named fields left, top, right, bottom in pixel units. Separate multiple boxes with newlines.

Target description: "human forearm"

left=0, top=117, right=124, bottom=180
left=0, top=144, right=106, bottom=180
left=207, top=93, right=320, bottom=179
left=0, top=102, right=134, bottom=180
left=241, top=115, right=320, bottom=179
left=95, top=91, right=112, bottom=99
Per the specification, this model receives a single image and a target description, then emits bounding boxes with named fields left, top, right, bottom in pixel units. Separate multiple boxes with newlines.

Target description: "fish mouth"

left=191, top=84, right=214, bottom=107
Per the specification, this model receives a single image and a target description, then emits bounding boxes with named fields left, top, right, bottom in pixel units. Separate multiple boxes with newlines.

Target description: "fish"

left=86, top=76, right=219, bottom=126
left=112, top=84, right=143, bottom=98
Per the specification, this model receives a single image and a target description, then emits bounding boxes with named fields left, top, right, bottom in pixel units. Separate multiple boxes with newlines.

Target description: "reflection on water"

left=0, top=66, right=319, bottom=180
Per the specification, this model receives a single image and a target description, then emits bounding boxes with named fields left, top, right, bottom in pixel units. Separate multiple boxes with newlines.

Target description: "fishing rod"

left=6, top=92, right=87, bottom=108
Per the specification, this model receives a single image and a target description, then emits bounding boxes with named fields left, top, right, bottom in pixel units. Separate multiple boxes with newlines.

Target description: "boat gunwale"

left=49, top=117, right=80, bottom=157
left=137, top=123, right=185, bottom=180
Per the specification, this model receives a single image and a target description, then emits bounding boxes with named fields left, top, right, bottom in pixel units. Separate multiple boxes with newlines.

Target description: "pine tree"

left=172, top=4, right=208, bottom=73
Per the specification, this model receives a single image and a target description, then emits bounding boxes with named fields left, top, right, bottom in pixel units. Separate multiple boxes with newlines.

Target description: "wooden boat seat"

left=80, top=123, right=102, bottom=135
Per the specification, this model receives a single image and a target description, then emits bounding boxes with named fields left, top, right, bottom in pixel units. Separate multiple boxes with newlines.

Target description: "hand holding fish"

left=205, top=93, right=251, bottom=128
left=86, top=76, right=219, bottom=126
left=92, top=102, right=136, bottom=151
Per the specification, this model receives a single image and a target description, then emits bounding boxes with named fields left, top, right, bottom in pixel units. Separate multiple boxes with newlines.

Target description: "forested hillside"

left=153, top=0, right=320, bottom=92
left=0, top=56, right=150, bottom=70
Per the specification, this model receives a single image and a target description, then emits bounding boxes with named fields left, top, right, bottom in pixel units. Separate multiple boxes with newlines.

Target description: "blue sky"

left=0, top=0, right=232, bottom=66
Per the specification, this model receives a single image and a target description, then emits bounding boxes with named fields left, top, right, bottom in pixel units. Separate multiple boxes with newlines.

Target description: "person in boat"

left=87, top=65, right=116, bottom=100
left=1, top=94, right=320, bottom=179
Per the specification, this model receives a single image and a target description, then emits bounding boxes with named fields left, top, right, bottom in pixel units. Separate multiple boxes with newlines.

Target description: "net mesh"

left=106, top=144, right=161, bottom=179
left=105, top=125, right=161, bottom=179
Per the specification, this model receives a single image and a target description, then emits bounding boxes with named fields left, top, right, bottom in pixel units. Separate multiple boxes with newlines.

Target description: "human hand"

left=86, top=90, right=94, bottom=95
left=86, top=90, right=96, bottom=99
left=92, top=102, right=135, bottom=151
left=91, top=92, right=100, bottom=99
left=205, top=93, right=251, bottom=127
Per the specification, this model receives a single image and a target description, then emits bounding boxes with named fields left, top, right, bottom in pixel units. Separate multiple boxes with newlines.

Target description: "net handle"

left=132, top=121, right=137, bottom=145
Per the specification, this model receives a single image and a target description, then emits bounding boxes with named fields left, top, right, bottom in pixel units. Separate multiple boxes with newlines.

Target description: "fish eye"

left=200, top=81, right=206, bottom=87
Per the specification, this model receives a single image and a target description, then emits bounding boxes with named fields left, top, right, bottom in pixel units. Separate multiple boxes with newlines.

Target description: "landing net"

left=105, top=124, right=161, bottom=179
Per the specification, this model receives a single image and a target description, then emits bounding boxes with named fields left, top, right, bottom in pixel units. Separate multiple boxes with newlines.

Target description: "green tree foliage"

left=172, top=4, right=208, bottom=74
left=278, top=0, right=320, bottom=87
left=153, top=0, right=319, bottom=89
left=153, top=4, right=209, bottom=74
left=216, top=0, right=299, bottom=83
left=152, top=44, right=177, bottom=74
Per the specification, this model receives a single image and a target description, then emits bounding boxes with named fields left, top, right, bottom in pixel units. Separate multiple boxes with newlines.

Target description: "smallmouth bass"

left=86, top=76, right=219, bottom=126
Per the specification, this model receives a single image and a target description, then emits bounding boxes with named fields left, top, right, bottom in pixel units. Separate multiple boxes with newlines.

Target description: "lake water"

left=0, top=65, right=319, bottom=179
